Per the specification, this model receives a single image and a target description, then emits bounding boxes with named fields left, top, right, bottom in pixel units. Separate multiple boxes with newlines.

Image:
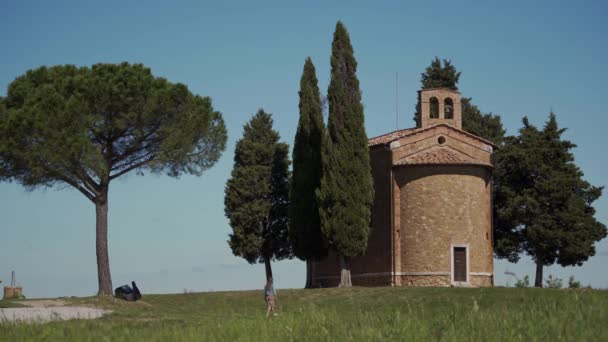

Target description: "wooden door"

left=453, top=247, right=467, bottom=282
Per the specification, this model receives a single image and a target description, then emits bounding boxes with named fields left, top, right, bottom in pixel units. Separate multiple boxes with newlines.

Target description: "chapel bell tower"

left=418, top=88, right=462, bottom=129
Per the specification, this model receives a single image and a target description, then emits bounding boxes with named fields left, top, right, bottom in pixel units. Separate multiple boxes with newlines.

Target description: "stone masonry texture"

left=312, top=89, right=494, bottom=288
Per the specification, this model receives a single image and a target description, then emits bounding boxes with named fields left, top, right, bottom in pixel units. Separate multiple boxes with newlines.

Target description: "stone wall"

left=395, top=165, right=493, bottom=286
left=418, top=88, right=462, bottom=129
left=314, top=274, right=492, bottom=288
left=391, top=126, right=493, bottom=166
left=313, top=274, right=392, bottom=288
left=470, top=275, right=493, bottom=287
left=398, top=275, right=451, bottom=287
left=397, top=274, right=492, bottom=287
left=312, top=124, right=495, bottom=288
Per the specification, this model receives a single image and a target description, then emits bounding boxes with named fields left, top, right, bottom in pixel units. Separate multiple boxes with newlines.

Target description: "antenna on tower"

left=396, top=72, right=399, bottom=130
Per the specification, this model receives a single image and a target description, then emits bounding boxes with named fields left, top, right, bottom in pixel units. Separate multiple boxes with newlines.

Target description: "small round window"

left=438, top=136, right=446, bottom=145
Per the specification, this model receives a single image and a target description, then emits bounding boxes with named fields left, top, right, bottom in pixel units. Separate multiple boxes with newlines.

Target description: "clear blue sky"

left=1, top=0, right=606, bottom=298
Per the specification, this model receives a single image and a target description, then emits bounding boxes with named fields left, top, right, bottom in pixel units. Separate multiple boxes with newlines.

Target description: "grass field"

left=1, top=287, right=607, bottom=341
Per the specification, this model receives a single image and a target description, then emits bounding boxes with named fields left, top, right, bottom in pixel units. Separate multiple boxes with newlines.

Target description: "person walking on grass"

left=264, top=277, right=278, bottom=317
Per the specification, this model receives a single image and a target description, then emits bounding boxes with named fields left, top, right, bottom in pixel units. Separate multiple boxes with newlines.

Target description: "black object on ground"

left=114, top=281, right=142, bottom=301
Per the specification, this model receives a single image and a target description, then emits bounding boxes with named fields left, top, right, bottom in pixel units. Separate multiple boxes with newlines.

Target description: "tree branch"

left=110, top=143, right=155, bottom=171
left=36, top=158, right=98, bottom=203
left=73, top=164, right=101, bottom=195
left=57, top=175, right=97, bottom=203
left=109, top=127, right=160, bottom=166
left=109, top=154, right=156, bottom=180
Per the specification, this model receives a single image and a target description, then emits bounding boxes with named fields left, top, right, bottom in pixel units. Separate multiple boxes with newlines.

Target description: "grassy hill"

left=1, top=287, right=607, bottom=341
left=0, top=300, right=25, bottom=308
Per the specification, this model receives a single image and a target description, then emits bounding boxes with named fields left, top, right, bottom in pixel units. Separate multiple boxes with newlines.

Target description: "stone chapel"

left=312, top=88, right=496, bottom=287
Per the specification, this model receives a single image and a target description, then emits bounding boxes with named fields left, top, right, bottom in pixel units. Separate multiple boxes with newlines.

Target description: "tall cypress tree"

left=225, top=110, right=292, bottom=281
left=317, top=21, right=374, bottom=287
left=494, top=113, right=606, bottom=287
left=290, top=58, right=327, bottom=288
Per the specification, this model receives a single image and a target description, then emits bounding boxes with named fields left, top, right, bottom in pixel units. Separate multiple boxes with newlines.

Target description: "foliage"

left=0, top=300, right=26, bottom=308
left=493, top=114, right=606, bottom=286
left=318, top=22, right=373, bottom=280
left=514, top=275, right=530, bottom=288
left=1, top=288, right=608, bottom=340
left=568, top=276, right=581, bottom=289
left=420, top=57, right=461, bottom=90
left=413, top=59, right=505, bottom=146
left=225, top=110, right=291, bottom=274
left=0, top=63, right=227, bottom=294
left=0, top=63, right=227, bottom=192
left=289, top=58, right=327, bottom=263
left=461, top=98, right=505, bottom=145
left=545, top=275, right=563, bottom=289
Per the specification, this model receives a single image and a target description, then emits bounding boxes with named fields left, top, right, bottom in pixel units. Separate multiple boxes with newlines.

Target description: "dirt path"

left=20, top=299, right=67, bottom=308
left=0, top=299, right=110, bottom=323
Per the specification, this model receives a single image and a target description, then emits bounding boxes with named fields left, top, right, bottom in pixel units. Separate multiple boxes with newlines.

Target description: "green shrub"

left=568, top=276, right=581, bottom=289
left=545, top=275, right=563, bottom=289
left=515, top=275, right=530, bottom=288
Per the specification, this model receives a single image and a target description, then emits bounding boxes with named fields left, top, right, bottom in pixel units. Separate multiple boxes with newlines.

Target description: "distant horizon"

left=1, top=0, right=607, bottom=298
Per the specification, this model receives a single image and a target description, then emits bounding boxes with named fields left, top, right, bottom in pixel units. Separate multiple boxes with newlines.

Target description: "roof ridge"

left=368, top=127, right=416, bottom=141
left=395, top=145, right=492, bottom=168
left=368, top=127, right=420, bottom=146
left=368, top=123, right=496, bottom=148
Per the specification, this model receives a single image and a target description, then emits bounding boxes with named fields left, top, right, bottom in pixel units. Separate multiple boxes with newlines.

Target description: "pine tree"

left=420, top=57, right=461, bottom=90
left=494, top=113, right=606, bottom=287
left=413, top=58, right=506, bottom=145
left=317, top=21, right=374, bottom=287
left=289, top=58, right=327, bottom=288
left=461, top=98, right=505, bottom=145
left=0, top=63, right=227, bottom=295
left=225, top=110, right=292, bottom=281
left=413, top=58, right=460, bottom=126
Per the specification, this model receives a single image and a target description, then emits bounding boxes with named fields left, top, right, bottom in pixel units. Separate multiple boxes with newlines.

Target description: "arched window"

left=444, top=98, right=454, bottom=119
left=429, top=97, right=439, bottom=118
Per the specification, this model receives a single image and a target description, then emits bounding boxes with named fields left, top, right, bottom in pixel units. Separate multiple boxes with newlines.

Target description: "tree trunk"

left=95, top=190, right=113, bottom=296
left=339, top=255, right=352, bottom=287
left=264, top=258, right=273, bottom=281
left=305, top=260, right=313, bottom=288
left=534, top=259, right=543, bottom=288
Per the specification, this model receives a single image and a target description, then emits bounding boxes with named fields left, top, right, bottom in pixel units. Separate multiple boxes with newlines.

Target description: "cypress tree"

left=494, top=113, right=606, bottom=287
left=317, top=21, right=374, bottom=287
left=289, top=58, right=327, bottom=288
left=225, top=110, right=292, bottom=281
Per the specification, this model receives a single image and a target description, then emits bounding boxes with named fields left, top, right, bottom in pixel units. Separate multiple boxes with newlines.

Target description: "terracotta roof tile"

left=368, top=128, right=421, bottom=146
left=368, top=124, right=496, bottom=148
left=395, top=147, right=492, bottom=168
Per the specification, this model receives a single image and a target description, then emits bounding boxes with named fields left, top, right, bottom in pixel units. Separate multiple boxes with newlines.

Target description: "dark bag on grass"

left=114, top=281, right=142, bottom=301
left=131, top=281, right=142, bottom=301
